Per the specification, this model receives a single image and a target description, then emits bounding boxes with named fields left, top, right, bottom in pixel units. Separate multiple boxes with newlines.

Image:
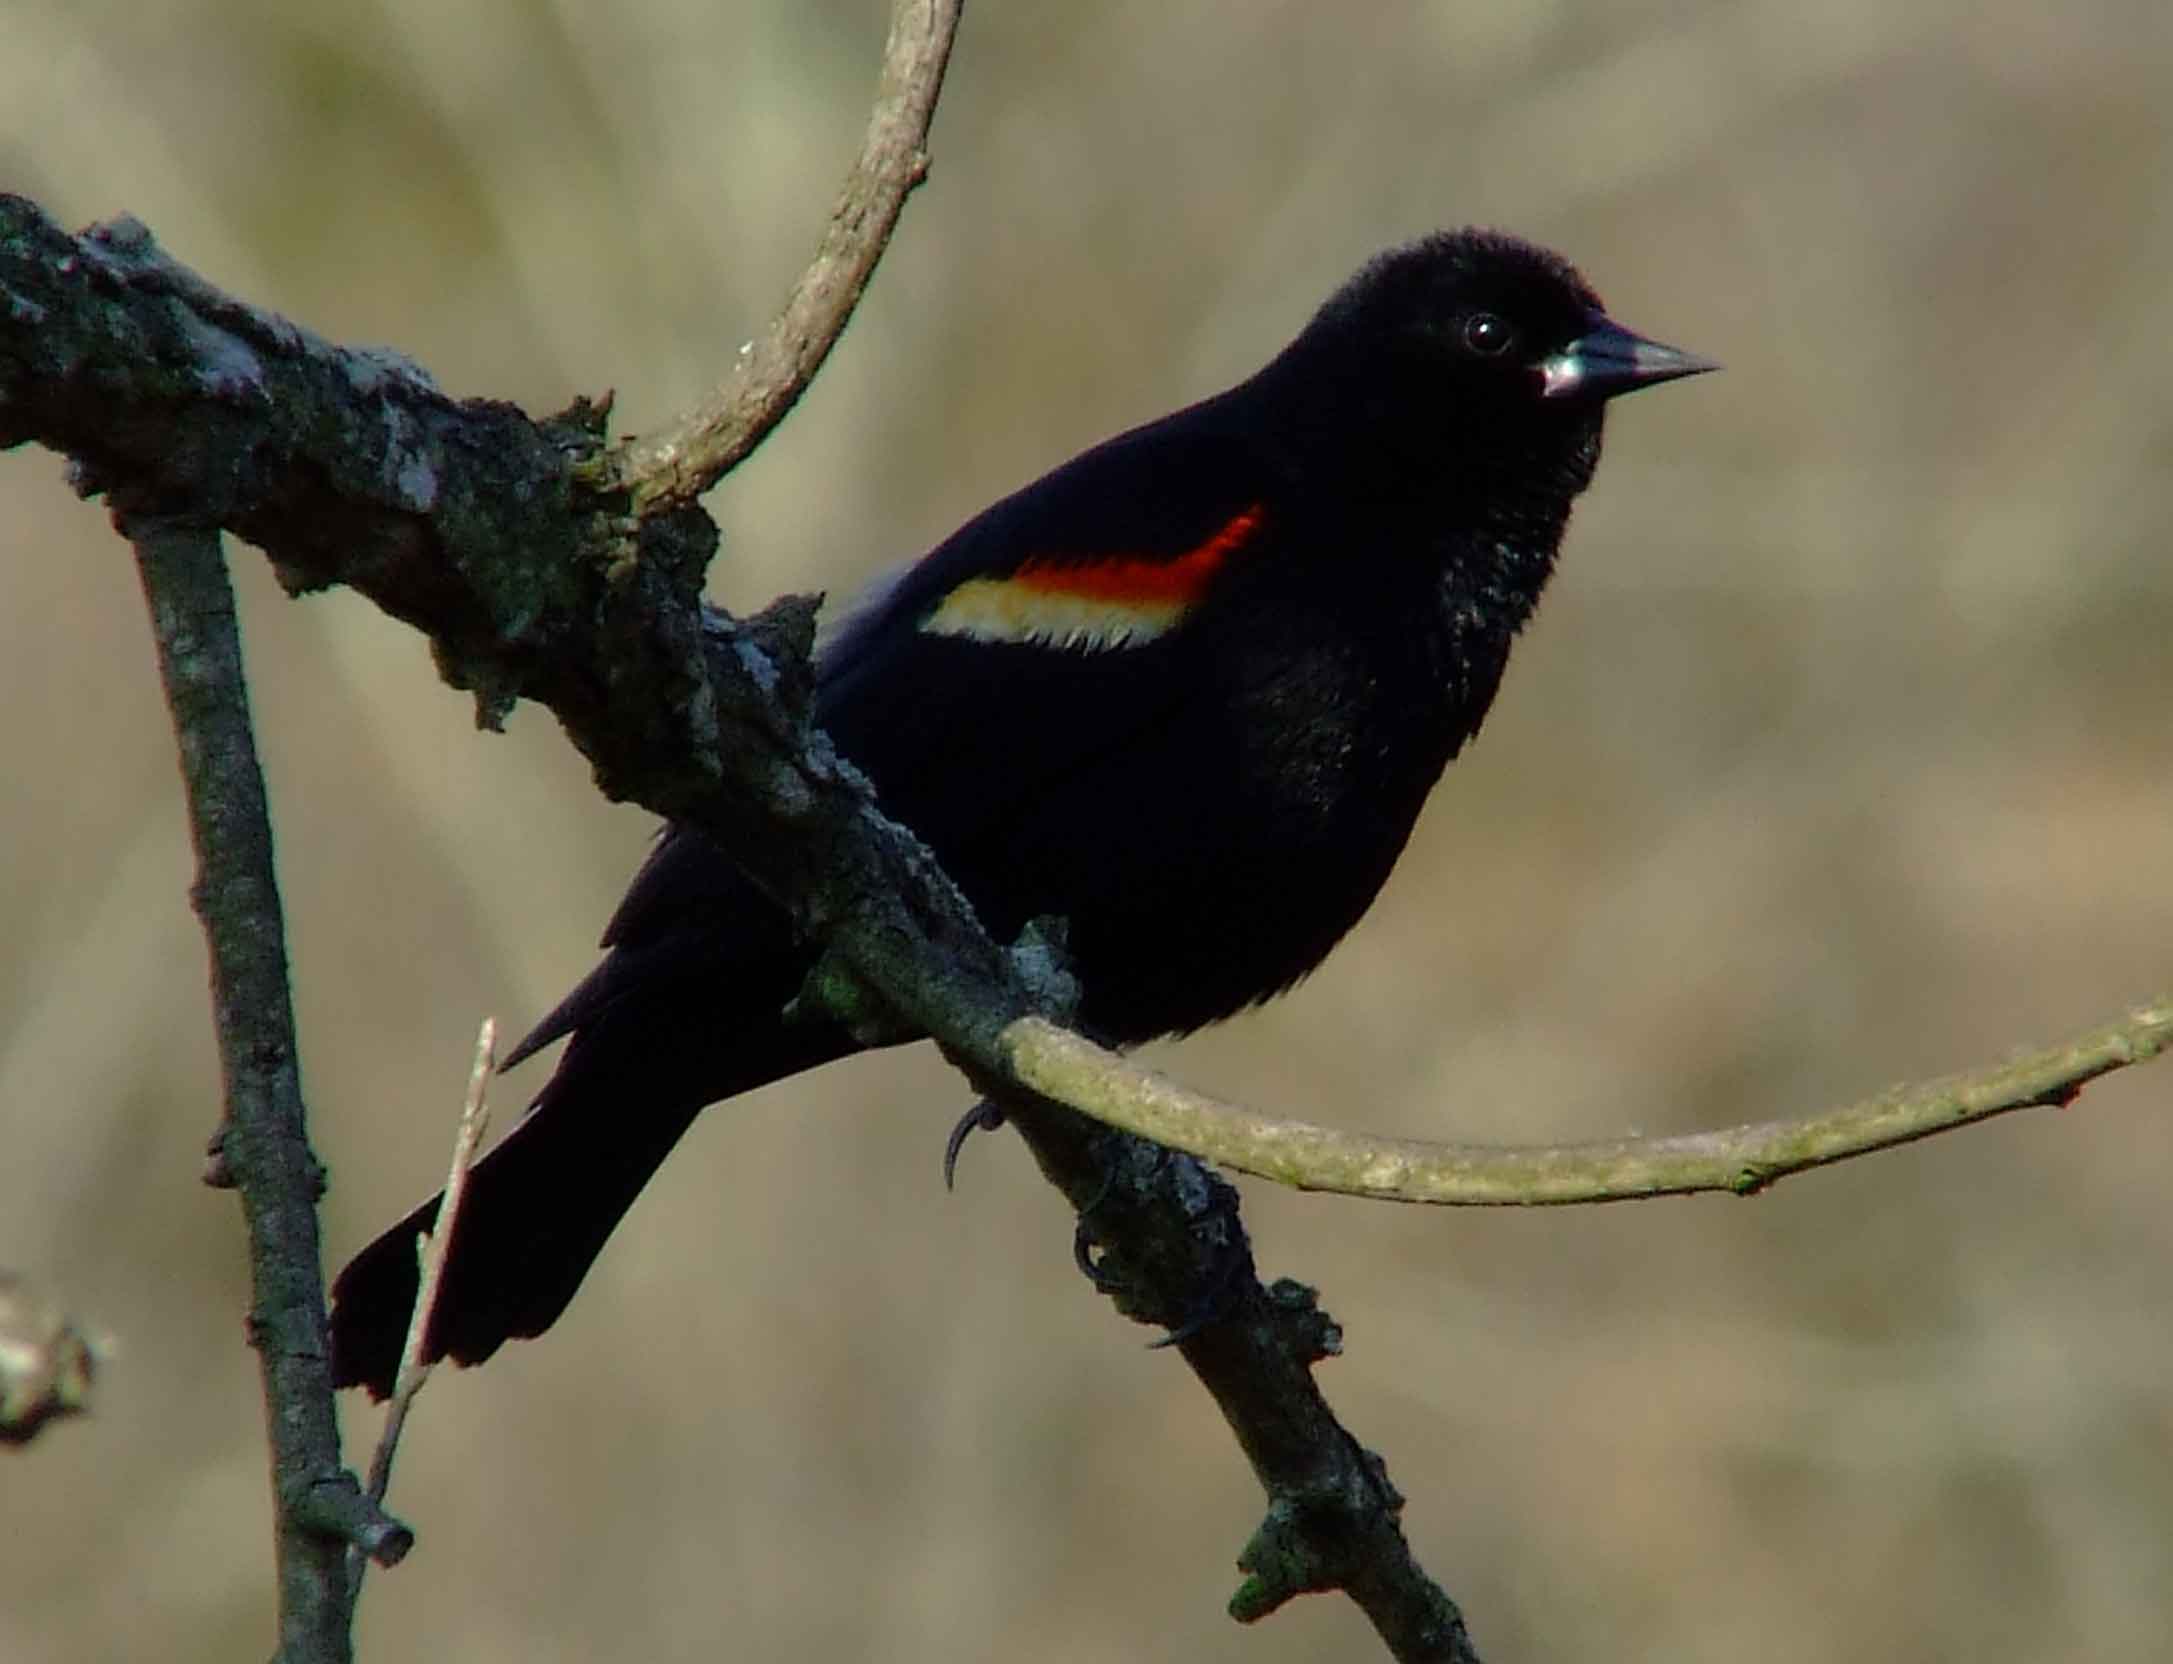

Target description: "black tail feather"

left=329, top=984, right=847, bottom=1398
left=327, top=1084, right=705, bottom=1397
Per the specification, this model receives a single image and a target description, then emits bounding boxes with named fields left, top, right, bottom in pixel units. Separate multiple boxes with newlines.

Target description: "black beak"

left=1539, top=314, right=1717, bottom=401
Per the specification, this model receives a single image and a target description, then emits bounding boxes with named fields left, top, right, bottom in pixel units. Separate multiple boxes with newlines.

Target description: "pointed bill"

left=1539, top=314, right=1718, bottom=401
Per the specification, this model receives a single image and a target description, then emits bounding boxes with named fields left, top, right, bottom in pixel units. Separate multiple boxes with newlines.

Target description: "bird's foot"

left=1072, top=1138, right=1251, bottom=1342
left=1146, top=1178, right=1249, bottom=1348
left=1070, top=1157, right=1125, bottom=1292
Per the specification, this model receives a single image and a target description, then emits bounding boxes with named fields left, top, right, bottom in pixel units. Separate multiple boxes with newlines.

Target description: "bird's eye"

left=1461, top=313, right=1515, bottom=358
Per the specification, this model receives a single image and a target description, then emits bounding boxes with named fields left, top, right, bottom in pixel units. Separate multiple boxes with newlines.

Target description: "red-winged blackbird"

left=329, top=229, right=1712, bottom=1395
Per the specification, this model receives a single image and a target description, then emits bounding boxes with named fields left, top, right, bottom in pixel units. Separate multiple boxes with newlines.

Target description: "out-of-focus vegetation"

left=3, top=3, right=2168, bottom=1659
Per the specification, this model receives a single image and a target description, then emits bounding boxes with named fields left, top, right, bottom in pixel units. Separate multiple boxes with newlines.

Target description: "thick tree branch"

left=127, top=515, right=407, bottom=1664
left=597, top=0, right=963, bottom=515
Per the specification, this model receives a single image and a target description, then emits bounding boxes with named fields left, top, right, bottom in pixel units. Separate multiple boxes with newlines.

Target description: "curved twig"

left=599, top=0, right=963, bottom=515
left=999, top=1001, right=2172, bottom=1205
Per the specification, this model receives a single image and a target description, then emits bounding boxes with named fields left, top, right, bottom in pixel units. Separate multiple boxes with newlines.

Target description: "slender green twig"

left=999, top=999, right=2173, bottom=1205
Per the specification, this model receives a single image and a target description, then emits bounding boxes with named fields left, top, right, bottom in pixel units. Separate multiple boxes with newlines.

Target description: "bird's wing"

left=505, top=404, right=1285, bottom=1066
left=813, top=403, right=1290, bottom=854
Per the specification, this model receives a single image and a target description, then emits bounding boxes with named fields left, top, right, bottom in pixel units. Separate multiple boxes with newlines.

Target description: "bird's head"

left=1271, top=229, right=1714, bottom=505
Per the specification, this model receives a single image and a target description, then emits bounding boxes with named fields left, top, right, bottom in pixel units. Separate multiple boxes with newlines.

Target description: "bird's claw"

left=1069, top=1152, right=1125, bottom=1290
left=941, top=1099, right=1007, bottom=1191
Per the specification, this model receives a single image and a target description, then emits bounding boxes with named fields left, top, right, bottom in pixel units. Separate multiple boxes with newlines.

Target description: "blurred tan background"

left=4, top=1, right=2170, bottom=1658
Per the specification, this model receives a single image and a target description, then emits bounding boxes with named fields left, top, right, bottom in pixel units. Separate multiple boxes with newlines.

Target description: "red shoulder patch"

left=923, top=505, right=1265, bottom=648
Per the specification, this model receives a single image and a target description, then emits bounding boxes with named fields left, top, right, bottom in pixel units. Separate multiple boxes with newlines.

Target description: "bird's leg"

left=950, top=1094, right=1249, bottom=1337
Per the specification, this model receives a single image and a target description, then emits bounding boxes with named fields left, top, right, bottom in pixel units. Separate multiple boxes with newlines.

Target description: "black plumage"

left=329, top=229, right=1711, bottom=1395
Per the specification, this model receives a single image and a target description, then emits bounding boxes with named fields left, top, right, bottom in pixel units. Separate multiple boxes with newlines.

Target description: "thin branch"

left=361, top=1018, right=498, bottom=1511
left=997, top=1000, right=2173, bottom=1204
left=599, top=0, right=963, bottom=515
left=127, top=514, right=407, bottom=1663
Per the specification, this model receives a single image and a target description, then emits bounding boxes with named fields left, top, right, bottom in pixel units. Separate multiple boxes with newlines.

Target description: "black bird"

left=330, top=229, right=1712, bottom=1395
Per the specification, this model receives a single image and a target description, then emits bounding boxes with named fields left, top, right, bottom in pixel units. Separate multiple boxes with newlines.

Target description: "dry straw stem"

left=361, top=1017, right=498, bottom=1515
left=600, top=0, right=963, bottom=515
left=1003, top=999, right=2173, bottom=1204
